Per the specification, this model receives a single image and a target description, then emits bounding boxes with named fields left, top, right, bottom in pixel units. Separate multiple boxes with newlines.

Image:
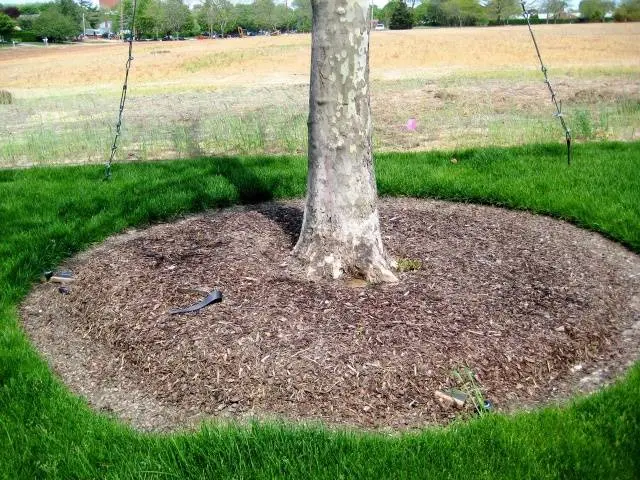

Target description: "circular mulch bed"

left=21, top=199, right=640, bottom=432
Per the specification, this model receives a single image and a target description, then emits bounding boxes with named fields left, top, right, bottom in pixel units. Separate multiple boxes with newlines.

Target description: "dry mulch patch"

left=21, top=199, right=640, bottom=432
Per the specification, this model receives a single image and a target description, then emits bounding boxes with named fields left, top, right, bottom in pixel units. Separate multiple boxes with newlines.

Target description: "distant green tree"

left=541, top=0, right=568, bottom=22
left=379, top=1, right=396, bottom=25
left=484, top=0, right=519, bottom=24
left=292, top=0, right=311, bottom=31
left=197, top=0, right=235, bottom=36
left=233, top=4, right=258, bottom=31
left=0, top=11, right=15, bottom=40
left=442, top=0, right=486, bottom=25
left=579, top=0, right=613, bottom=20
left=78, top=0, right=101, bottom=28
left=18, top=14, right=34, bottom=33
left=220, top=0, right=237, bottom=35
left=56, top=0, right=83, bottom=26
left=614, top=0, right=640, bottom=20
left=197, top=0, right=213, bottom=35
left=32, top=6, right=79, bottom=41
left=136, top=0, right=164, bottom=38
left=414, top=0, right=485, bottom=26
left=117, top=0, right=135, bottom=34
left=253, top=0, right=277, bottom=30
left=167, top=0, right=190, bottom=34
left=412, top=1, right=430, bottom=25
left=19, top=4, right=50, bottom=15
left=274, top=4, right=295, bottom=30
left=424, top=0, right=451, bottom=25
left=248, top=0, right=293, bottom=31
left=389, top=0, right=413, bottom=29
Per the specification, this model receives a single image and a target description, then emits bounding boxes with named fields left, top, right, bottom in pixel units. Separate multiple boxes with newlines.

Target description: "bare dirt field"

left=1, top=24, right=639, bottom=166
left=2, top=24, right=639, bottom=90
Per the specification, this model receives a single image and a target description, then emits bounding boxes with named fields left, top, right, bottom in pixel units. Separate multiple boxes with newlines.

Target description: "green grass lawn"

left=1, top=141, right=639, bottom=479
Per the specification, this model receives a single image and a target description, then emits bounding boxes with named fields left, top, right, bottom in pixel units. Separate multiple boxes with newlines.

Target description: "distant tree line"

left=1, top=0, right=639, bottom=44
left=375, top=0, right=639, bottom=27
left=107, top=0, right=314, bottom=39
left=0, top=0, right=312, bottom=42
left=1, top=0, right=100, bottom=41
left=118, top=0, right=313, bottom=38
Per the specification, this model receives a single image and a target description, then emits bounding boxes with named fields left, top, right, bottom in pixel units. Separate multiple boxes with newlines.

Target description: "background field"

left=1, top=23, right=639, bottom=167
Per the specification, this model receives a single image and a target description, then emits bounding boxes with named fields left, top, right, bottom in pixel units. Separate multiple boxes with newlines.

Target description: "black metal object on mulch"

left=169, top=290, right=223, bottom=315
left=42, top=270, right=74, bottom=283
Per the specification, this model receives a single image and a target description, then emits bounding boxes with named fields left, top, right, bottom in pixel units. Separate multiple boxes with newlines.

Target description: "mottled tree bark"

left=294, top=0, right=397, bottom=283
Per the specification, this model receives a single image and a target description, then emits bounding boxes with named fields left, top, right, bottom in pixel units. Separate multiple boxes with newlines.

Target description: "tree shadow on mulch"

left=252, top=203, right=302, bottom=247
left=207, top=156, right=304, bottom=247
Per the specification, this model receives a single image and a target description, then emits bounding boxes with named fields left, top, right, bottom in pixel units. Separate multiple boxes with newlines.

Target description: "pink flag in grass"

left=406, top=118, right=418, bottom=131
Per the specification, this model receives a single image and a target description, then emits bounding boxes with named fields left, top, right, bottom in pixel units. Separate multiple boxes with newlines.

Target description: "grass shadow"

left=206, top=155, right=302, bottom=203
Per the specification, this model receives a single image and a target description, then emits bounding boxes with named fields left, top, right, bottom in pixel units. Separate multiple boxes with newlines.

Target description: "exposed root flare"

left=294, top=241, right=398, bottom=284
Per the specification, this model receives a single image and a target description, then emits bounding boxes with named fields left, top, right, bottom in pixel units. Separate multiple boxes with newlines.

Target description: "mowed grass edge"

left=0, top=141, right=639, bottom=479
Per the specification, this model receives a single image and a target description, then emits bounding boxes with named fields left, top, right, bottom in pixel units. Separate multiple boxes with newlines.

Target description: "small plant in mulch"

left=436, top=366, right=491, bottom=417
left=451, top=366, right=491, bottom=416
left=0, top=90, right=13, bottom=105
left=396, top=257, right=423, bottom=272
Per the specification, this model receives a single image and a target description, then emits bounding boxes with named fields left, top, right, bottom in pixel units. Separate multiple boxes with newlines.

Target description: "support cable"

left=105, top=0, right=138, bottom=180
left=520, top=1, right=572, bottom=165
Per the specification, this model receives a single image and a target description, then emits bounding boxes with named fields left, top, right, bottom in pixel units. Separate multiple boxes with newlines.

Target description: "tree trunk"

left=294, top=0, right=397, bottom=283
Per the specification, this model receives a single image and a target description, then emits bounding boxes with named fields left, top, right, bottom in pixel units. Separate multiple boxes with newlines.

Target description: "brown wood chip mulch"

left=20, top=198, right=640, bottom=432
